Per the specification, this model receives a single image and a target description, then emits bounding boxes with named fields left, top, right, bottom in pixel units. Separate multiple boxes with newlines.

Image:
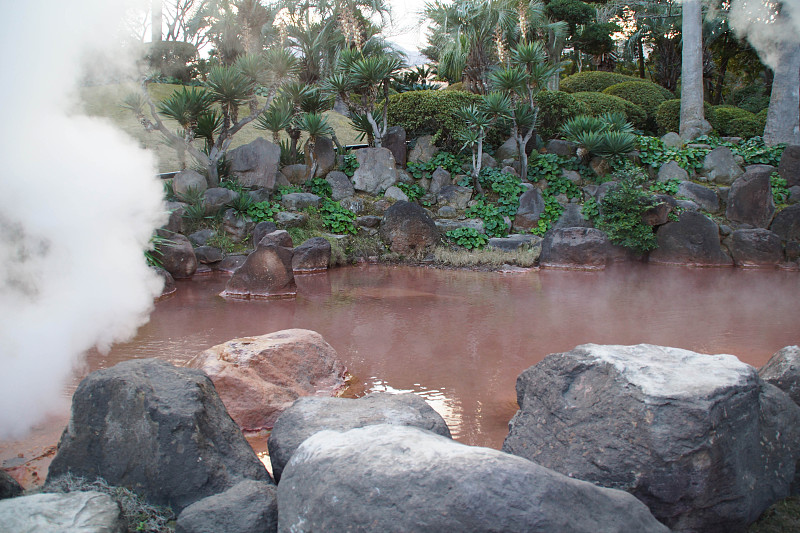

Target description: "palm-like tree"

left=296, top=112, right=335, bottom=179
left=455, top=103, right=494, bottom=194
left=255, top=99, right=293, bottom=144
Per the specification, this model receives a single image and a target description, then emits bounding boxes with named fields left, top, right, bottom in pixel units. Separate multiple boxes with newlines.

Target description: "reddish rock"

left=222, top=244, right=295, bottom=299
left=186, top=329, right=347, bottom=431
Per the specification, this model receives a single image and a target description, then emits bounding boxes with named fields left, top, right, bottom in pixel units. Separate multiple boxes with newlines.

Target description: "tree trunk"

left=712, top=54, right=730, bottom=105
left=764, top=42, right=800, bottom=146
left=679, top=0, right=712, bottom=140
left=151, top=0, right=162, bottom=43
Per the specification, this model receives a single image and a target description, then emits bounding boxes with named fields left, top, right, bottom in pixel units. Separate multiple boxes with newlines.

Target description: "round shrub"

left=571, top=91, right=647, bottom=131
left=561, top=71, right=673, bottom=100
left=756, top=108, right=768, bottom=131
left=712, top=106, right=763, bottom=138
left=388, top=90, right=489, bottom=150
left=443, top=82, right=465, bottom=92
left=534, top=90, right=587, bottom=140
left=602, top=81, right=669, bottom=132
left=655, top=99, right=717, bottom=135
left=732, top=84, right=770, bottom=114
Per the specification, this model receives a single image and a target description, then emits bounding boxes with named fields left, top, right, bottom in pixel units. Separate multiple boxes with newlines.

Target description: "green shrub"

left=572, top=92, right=647, bottom=131
left=712, top=106, right=763, bottom=138
left=562, top=71, right=644, bottom=94
left=445, top=227, right=489, bottom=249
left=596, top=164, right=659, bottom=255
left=387, top=90, right=495, bottom=150
left=533, top=90, right=587, bottom=140
left=732, top=84, right=770, bottom=114
left=602, top=81, right=669, bottom=132
left=756, top=108, right=768, bottom=132
left=465, top=199, right=509, bottom=237
left=655, top=99, right=717, bottom=135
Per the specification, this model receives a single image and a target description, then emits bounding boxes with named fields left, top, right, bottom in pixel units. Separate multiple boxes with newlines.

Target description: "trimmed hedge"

left=561, top=71, right=673, bottom=100
left=387, top=90, right=487, bottom=150
left=655, top=99, right=718, bottom=136
left=571, top=91, right=647, bottom=131
left=534, top=90, right=587, bottom=140
left=712, top=105, right=764, bottom=138
left=756, top=108, right=768, bottom=132
left=602, top=81, right=669, bottom=132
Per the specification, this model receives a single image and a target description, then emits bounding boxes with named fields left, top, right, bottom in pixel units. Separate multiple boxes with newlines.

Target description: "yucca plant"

left=596, top=130, right=637, bottom=158
left=230, top=191, right=254, bottom=218
left=195, top=110, right=223, bottom=154
left=204, top=65, right=257, bottom=128
left=297, top=112, right=334, bottom=180
left=455, top=103, right=493, bottom=194
left=177, top=186, right=205, bottom=206
left=560, top=115, right=606, bottom=139
left=255, top=100, right=293, bottom=144
left=599, top=112, right=635, bottom=134
left=561, top=113, right=637, bottom=160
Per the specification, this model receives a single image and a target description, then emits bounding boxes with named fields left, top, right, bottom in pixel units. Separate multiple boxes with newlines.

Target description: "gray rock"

left=407, top=135, right=437, bottom=164
left=155, top=230, right=197, bottom=279
left=540, top=227, right=630, bottom=268
left=502, top=165, right=519, bottom=177
left=379, top=201, right=439, bottom=256
left=195, top=246, right=224, bottom=264
left=278, top=425, right=668, bottom=533
left=726, top=164, right=776, bottom=228
left=47, top=359, right=270, bottom=513
left=435, top=218, right=485, bottom=234
left=339, top=197, right=365, bottom=214
left=436, top=205, right=457, bottom=218
left=759, top=346, right=800, bottom=405
left=352, top=148, right=398, bottom=195
left=274, top=171, right=290, bottom=187
left=562, top=169, right=582, bottom=184
left=487, top=234, right=543, bottom=252
left=677, top=181, right=720, bottom=212
left=253, top=221, right=278, bottom=247
left=189, top=228, right=216, bottom=246
left=703, top=146, right=744, bottom=185
left=384, top=126, right=407, bottom=168
left=495, top=137, right=518, bottom=162
left=511, top=189, right=545, bottom=231
left=545, top=139, right=577, bottom=157
left=280, top=192, right=321, bottom=211
left=229, top=138, right=281, bottom=189
left=163, top=201, right=187, bottom=234
left=429, top=168, right=451, bottom=195
left=658, top=160, right=689, bottom=183
left=552, top=203, right=592, bottom=230
left=676, top=199, right=700, bottom=211
left=259, top=229, right=293, bottom=248
left=595, top=180, right=618, bottom=204
left=203, top=187, right=239, bottom=215
left=730, top=228, right=783, bottom=267
left=173, top=169, right=207, bottom=198
left=292, top=237, right=331, bottom=273
left=482, top=153, right=498, bottom=168
left=0, top=470, right=22, bottom=500
left=269, top=393, right=451, bottom=483
left=216, top=255, right=248, bottom=273
left=589, top=156, right=611, bottom=178
left=0, top=491, right=123, bottom=532
left=305, top=136, right=336, bottom=178
left=436, top=185, right=472, bottom=210
left=325, top=171, right=355, bottom=201
left=223, top=244, right=295, bottom=299
left=649, top=211, right=732, bottom=266
left=503, top=343, right=800, bottom=533
left=383, top=185, right=409, bottom=203
left=222, top=208, right=255, bottom=243
left=789, top=185, right=800, bottom=203
left=777, top=144, right=800, bottom=188
left=642, top=195, right=676, bottom=226
left=355, top=215, right=381, bottom=228
left=176, top=480, right=277, bottom=533
left=274, top=211, right=307, bottom=228
left=396, top=169, right=414, bottom=184
left=248, top=188, right=272, bottom=204
left=770, top=204, right=800, bottom=242
left=280, top=164, right=308, bottom=185
left=661, top=132, right=683, bottom=148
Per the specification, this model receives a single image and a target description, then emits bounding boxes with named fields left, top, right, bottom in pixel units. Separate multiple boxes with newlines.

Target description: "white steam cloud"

left=729, top=0, right=800, bottom=69
left=0, top=0, right=165, bottom=438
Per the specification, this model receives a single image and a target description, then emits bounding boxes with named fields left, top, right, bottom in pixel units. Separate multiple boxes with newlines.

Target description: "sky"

left=383, top=0, right=431, bottom=52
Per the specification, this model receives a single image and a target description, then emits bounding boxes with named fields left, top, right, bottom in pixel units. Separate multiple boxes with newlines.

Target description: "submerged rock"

left=0, top=470, right=22, bottom=500
left=503, top=343, right=800, bottom=532
left=278, top=425, right=668, bottom=533
left=0, top=491, right=123, bottom=532
left=730, top=228, right=783, bottom=267
left=155, top=230, right=197, bottom=279
left=269, top=393, right=451, bottom=482
left=46, top=359, right=270, bottom=513
left=186, top=329, right=347, bottom=432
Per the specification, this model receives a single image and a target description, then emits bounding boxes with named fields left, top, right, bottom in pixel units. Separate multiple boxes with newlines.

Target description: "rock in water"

left=176, top=480, right=278, bottom=533
left=648, top=211, right=732, bottom=266
left=726, top=164, right=776, bottom=228
left=46, top=359, right=270, bottom=513
left=379, top=201, right=439, bottom=256
left=540, top=227, right=629, bottom=269
left=268, top=393, right=451, bottom=482
left=187, top=329, right=347, bottom=432
left=222, top=243, right=295, bottom=299
left=277, top=425, right=668, bottom=533
left=291, top=237, right=331, bottom=273
left=502, top=344, right=800, bottom=532
left=0, top=491, right=123, bottom=532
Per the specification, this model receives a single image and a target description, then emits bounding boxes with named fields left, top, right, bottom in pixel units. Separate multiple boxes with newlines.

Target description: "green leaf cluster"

left=318, top=198, right=357, bottom=235
left=445, top=227, right=489, bottom=249
left=530, top=193, right=565, bottom=236
left=602, top=81, right=669, bottom=132
left=397, top=182, right=426, bottom=202
left=771, top=172, right=789, bottom=206
left=465, top=199, right=509, bottom=238
left=406, top=151, right=465, bottom=179
left=572, top=92, right=647, bottom=131
left=307, top=177, right=332, bottom=198
left=650, top=178, right=680, bottom=195
left=711, top=106, right=764, bottom=139
left=246, top=201, right=282, bottom=223
left=477, top=168, right=525, bottom=218
left=637, top=137, right=709, bottom=172
left=595, top=166, right=659, bottom=255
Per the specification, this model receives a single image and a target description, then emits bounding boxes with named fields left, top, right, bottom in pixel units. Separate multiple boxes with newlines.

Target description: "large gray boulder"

left=325, top=171, right=355, bottom=201
left=222, top=243, right=295, bottom=299
left=677, top=181, right=719, bottom=212
left=305, top=136, right=336, bottom=178
left=545, top=139, right=577, bottom=157
left=777, top=144, right=800, bottom=188
left=436, top=185, right=472, bottom=209
left=513, top=189, right=546, bottom=231
left=173, top=169, right=207, bottom=198
left=552, top=203, right=593, bottom=230
left=770, top=204, right=800, bottom=242
left=279, top=192, right=321, bottom=211
left=0, top=491, right=123, bottom=532
left=253, top=221, right=279, bottom=247
left=495, top=136, right=518, bottom=162
left=292, top=237, right=331, bottom=273
left=229, top=137, right=281, bottom=189
left=703, top=146, right=744, bottom=185
left=280, top=164, right=308, bottom=185
left=352, top=148, right=398, bottom=195
left=176, top=480, right=277, bottom=533
left=503, top=344, right=800, bottom=533
left=269, top=393, right=451, bottom=483
left=726, top=165, right=776, bottom=228
left=383, top=185, right=409, bottom=203
left=435, top=218, right=485, bottom=234
left=730, top=228, right=783, bottom=267
left=407, top=135, right=437, bottom=164
left=278, top=425, right=668, bottom=533
left=379, top=201, right=439, bottom=256
left=759, top=346, right=800, bottom=405
left=46, top=359, right=270, bottom=513
left=540, top=227, right=630, bottom=269
left=429, top=167, right=451, bottom=195
left=222, top=208, right=255, bottom=243
left=648, top=211, right=732, bottom=266
left=163, top=201, right=187, bottom=234
left=155, top=230, right=197, bottom=279
left=487, top=234, right=543, bottom=252
left=657, top=160, right=689, bottom=182
left=203, top=187, right=239, bottom=215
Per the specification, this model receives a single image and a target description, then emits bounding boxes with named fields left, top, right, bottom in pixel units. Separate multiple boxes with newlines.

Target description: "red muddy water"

left=2, top=263, right=799, bottom=486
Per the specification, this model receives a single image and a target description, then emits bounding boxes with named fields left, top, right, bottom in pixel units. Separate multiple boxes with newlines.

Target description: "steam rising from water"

left=0, top=0, right=165, bottom=438
left=729, top=0, right=800, bottom=69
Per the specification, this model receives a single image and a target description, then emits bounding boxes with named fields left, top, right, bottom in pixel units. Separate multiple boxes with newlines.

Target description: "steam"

left=0, top=0, right=165, bottom=438
left=729, top=0, right=800, bottom=69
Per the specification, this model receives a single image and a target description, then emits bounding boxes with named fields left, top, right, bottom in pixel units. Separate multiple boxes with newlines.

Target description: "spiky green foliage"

left=297, top=112, right=334, bottom=138
left=255, top=99, right=293, bottom=142
left=572, top=92, right=648, bottom=131
left=156, top=87, right=213, bottom=130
